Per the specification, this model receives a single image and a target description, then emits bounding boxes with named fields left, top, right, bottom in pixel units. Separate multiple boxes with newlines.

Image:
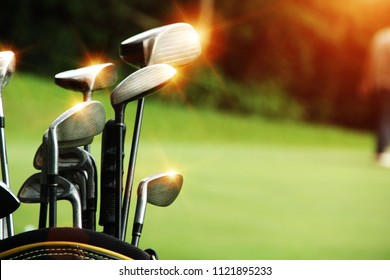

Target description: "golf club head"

left=18, top=173, right=47, bottom=203
left=55, top=63, right=117, bottom=100
left=18, top=173, right=82, bottom=228
left=49, top=101, right=106, bottom=143
left=0, top=51, right=15, bottom=89
left=38, top=102, right=104, bottom=174
left=34, top=145, right=89, bottom=170
left=142, top=172, right=183, bottom=206
left=111, top=64, right=176, bottom=107
left=131, top=172, right=183, bottom=246
left=0, top=181, right=20, bottom=219
left=120, top=23, right=201, bottom=68
left=36, top=135, right=95, bottom=167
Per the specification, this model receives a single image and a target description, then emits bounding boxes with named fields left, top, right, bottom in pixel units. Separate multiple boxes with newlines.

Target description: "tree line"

left=2, top=0, right=390, bottom=129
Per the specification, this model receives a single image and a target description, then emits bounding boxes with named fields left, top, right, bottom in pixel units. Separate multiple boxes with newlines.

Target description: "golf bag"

left=0, top=227, right=155, bottom=260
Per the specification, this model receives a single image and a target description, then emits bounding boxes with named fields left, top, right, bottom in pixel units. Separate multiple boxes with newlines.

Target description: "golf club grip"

left=99, top=120, right=125, bottom=235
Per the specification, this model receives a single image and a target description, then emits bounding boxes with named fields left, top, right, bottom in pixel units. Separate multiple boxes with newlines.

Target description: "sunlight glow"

left=0, top=51, right=15, bottom=65
left=67, top=95, right=83, bottom=108
left=166, top=170, right=179, bottom=177
left=81, top=53, right=111, bottom=69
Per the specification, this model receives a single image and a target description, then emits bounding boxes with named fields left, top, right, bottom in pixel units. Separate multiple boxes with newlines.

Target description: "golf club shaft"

left=131, top=226, right=142, bottom=247
left=0, top=127, right=10, bottom=185
left=38, top=172, right=48, bottom=228
left=38, top=201, right=48, bottom=228
left=71, top=189, right=82, bottom=228
left=38, top=137, right=50, bottom=228
left=0, top=115, right=14, bottom=237
left=83, top=91, right=92, bottom=152
left=121, top=98, right=144, bottom=241
left=47, top=129, right=59, bottom=228
left=84, top=144, right=90, bottom=152
left=48, top=178, right=57, bottom=227
left=89, top=158, right=98, bottom=230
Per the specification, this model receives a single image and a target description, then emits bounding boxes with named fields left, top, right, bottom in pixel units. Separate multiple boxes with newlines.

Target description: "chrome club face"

left=110, top=64, right=177, bottom=116
left=120, top=23, right=202, bottom=68
left=49, top=101, right=106, bottom=145
left=19, top=173, right=82, bottom=228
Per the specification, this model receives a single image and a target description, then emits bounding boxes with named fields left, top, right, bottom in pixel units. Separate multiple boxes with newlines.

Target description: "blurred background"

left=4, top=0, right=390, bottom=128
left=1, top=0, right=390, bottom=259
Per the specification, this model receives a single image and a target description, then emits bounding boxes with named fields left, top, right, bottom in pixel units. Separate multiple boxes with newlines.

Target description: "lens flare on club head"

left=81, top=53, right=110, bottom=67
left=0, top=50, right=16, bottom=89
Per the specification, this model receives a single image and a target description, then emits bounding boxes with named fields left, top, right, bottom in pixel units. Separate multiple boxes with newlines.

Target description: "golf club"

left=131, top=172, right=183, bottom=247
left=34, top=146, right=97, bottom=229
left=0, top=51, right=16, bottom=239
left=99, top=64, right=176, bottom=239
left=40, top=101, right=105, bottom=228
left=19, top=173, right=82, bottom=228
left=118, top=22, right=201, bottom=241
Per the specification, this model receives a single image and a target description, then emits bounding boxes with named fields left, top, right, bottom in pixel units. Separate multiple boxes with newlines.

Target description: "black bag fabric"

left=0, top=227, right=153, bottom=260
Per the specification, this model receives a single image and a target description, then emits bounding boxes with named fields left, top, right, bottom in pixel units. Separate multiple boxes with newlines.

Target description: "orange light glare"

left=81, top=53, right=110, bottom=69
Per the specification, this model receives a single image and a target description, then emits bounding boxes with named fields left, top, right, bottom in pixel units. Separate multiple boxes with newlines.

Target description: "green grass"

left=4, top=73, right=390, bottom=259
